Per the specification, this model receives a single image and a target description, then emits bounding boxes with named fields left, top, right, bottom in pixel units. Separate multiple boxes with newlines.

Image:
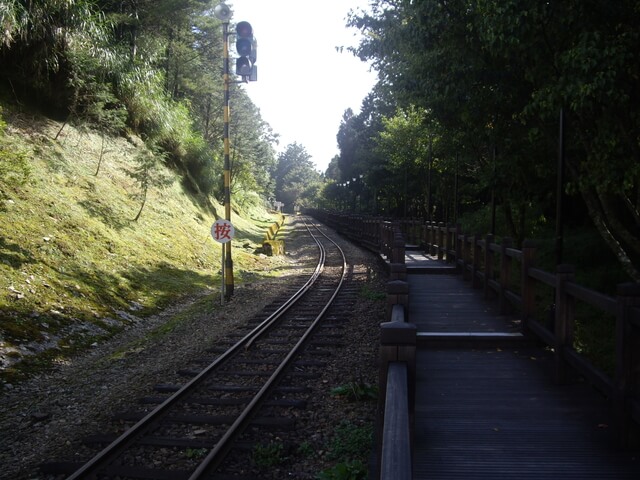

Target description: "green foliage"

left=317, top=460, right=367, bottom=480
left=0, top=0, right=276, bottom=203
left=316, top=422, right=372, bottom=480
left=331, top=382, right=378, bottom=402
left=377, top=106, right=431, bottom=171
left=0, top=1, right=27, bottom=48
left=0, top=111, right=30, bottom=198
left=125, top=143, right=174, bottom=221
left=297, top=441, right=314, bottom=458
left=0, top=115, right=285, bottom=384
left=181, top=133, right=220, bottom=195
left=339, top=0, right=640, bottom=279
left=375, top=105, right=442, bottom=217
left=0, top=0, right=112, bottom=111
left=327, top=422, right=373, bottom=461
left=185, top=448, right=207, bottom=459
left=358, top=284, right=385, bottom=301
left=252, top=441, right=285, bottom=469
left=275, top=143, right=323, bottom=212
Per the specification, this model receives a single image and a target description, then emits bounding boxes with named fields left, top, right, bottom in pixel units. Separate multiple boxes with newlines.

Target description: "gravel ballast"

left=0, top=217, right=387, bottom=479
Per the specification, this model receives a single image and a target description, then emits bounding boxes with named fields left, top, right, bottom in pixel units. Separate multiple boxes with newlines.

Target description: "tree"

left=376, top=106, right=434, bottom=217
left=229, top=89, right=278, bottom=201
left=348, top=0, right=640, bottom=279
left=126, top=143, right=174, bottom=221
left=275, top=143, right=322, bottom=212
left=1, top=0, right=112, bottom=112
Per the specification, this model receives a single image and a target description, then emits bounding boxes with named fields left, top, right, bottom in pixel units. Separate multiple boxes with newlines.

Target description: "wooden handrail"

left=377, top=227, right=415, bottom=479
left=306, top=210, right=640, bottom=448
left=380, top=362, right=411, bottom=480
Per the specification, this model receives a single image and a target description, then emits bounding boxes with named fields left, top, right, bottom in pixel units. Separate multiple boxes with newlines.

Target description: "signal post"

left=213, top=3, right=257, bottom=300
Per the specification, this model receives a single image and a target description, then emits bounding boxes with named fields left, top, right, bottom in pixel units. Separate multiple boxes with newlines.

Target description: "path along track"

left=42, top=217, right=354, bottom=479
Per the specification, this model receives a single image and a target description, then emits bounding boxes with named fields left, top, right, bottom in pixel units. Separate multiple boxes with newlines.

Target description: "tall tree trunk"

left=518, top=202, right=526, bottom=247
left=622, top=192, right=640, bottom=229
left=582, top=189, right=640, bottom=282
left=503, top=201, right=517, bottom=240
left=134, top=186, right=148, bottom=222
left=204, top=96, right=211, bottom=139
left=94, top=133, right=105, bottom=176
left=598, top=191, right=640, bottom=257
left=130, top=25, right=137, bottom=62
left=54, top=119, right=68, bottom=140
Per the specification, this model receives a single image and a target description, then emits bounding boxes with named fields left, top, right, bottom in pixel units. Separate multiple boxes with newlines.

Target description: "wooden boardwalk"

left=406, top=252, right=640, bottom=479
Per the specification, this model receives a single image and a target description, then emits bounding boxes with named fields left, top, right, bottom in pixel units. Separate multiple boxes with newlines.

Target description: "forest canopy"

left=0, top=0, right=281, bottom=204
left=323, top=0, right=640, bottom=281
left=1, top=1, right=639, bottom=279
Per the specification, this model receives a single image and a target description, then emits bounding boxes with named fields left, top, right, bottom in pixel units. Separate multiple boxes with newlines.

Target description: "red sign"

left=211, top=219, right=235, bottom=244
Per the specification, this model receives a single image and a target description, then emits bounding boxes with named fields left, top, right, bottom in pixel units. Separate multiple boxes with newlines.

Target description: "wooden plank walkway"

left=406, top=252, right=640, bottom=479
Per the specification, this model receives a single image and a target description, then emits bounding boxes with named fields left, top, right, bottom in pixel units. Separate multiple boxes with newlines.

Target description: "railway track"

left=41, top=216, right=362, bottom=479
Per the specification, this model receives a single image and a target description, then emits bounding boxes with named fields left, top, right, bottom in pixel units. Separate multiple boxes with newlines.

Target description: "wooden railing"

left=306, top=209, right=640, bottom=449
left=377, top=222, right=414, bottom=480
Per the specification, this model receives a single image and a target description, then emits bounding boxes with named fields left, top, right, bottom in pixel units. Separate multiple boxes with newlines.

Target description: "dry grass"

left=0, top=110, right=285, bottom=384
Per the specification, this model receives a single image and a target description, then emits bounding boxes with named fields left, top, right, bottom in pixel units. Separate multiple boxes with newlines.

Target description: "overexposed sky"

left=227, top=0, right=377, bottom=173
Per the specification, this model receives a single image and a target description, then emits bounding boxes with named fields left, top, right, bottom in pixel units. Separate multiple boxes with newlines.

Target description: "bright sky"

left=227, top=0, right=378, bottom=173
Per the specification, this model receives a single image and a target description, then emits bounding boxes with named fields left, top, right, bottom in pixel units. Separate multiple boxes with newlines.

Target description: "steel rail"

left=65, top=217, right=335, bottom=480
left=244, top=218, right=327, bottom=348
left=189, top=216, right=347, bottom=478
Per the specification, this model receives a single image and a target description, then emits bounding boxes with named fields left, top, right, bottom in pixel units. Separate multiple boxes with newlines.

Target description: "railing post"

left=387, top=280, right=409, bottom=322
left=614, top=283, right=640, bottom=448
left=378, top=319, right=416, bottom=480
left=461, top=234, right=470, bottom=279
left=455, top=231, right=463, bottom=273
left=437, top=223, right=445, bottom=260
left=377, top=218, right=384, bottom=255
left=382, top=223, right=391, bottom=259
left=499, top=237, right=513, bottom=314
left=472, top=234, right=481, bottom=289
left=445, top=225, right=460, bottom=266
left=484, top=234, right=494, bottom=299
left=390, top=263, right=407, bottom=282
left=429, top=223, right=437, bottom=257
left=446, top=226, right=451, bottom=263
left=521, top=240, right=537, bottom=336
left=391, top=231, right=405, bottom=264
left=379, top=320, right=416, bottom=401
left=554, top=264, right=575, bottom=385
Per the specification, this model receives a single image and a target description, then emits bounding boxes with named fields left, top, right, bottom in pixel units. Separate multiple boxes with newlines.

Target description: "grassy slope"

left=0, top=109, right=284, bottom=384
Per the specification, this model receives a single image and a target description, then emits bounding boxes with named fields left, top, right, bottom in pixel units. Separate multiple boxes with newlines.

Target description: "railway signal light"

left=235, top=21, right=257, bottom=81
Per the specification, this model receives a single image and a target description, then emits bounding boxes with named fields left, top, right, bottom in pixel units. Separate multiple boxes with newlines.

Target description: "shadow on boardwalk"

left=407, top=256, right=640, bottom=480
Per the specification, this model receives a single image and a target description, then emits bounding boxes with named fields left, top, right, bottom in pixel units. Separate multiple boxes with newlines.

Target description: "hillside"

left=0, top=108, right=286, bottom=386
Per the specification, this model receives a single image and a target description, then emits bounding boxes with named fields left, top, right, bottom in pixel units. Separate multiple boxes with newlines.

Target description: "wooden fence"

left=307, top=210, right=640, bottom=450
left=377, top=220, right=413, bottom=480
left=420, top=220, right=640, bottom=451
